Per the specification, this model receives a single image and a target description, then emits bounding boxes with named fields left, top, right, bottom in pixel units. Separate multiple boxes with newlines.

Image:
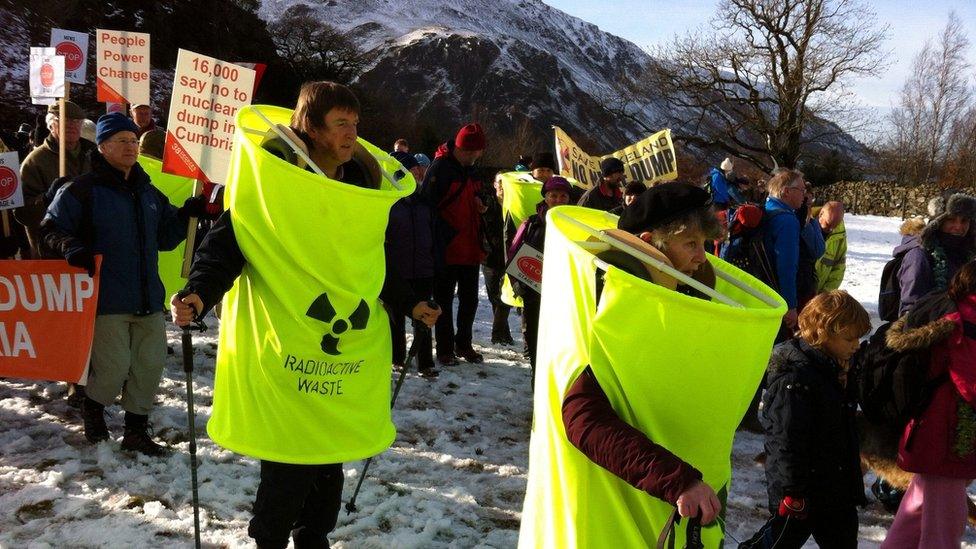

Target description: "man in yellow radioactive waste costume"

left=172, top=81, right=439, bottom=548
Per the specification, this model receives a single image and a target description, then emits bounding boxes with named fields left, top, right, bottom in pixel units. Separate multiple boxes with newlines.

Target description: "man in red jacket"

left=421, top=124, right=488, bottom=365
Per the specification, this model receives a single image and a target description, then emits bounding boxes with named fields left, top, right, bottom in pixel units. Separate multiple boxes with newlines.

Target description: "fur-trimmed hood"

left=920, top=193, right=976, bottom=251
left=886, top=291, right=958, bottom=352
left=885, top=315, right=956, bottom=352
left=900, top=217, right=925, bottom=236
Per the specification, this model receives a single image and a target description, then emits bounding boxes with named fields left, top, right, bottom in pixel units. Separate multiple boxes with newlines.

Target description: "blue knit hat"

left=95, top=112, right=140, bottom=144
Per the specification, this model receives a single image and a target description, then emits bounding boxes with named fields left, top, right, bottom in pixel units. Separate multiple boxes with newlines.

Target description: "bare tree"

left=883, top=11, right=973, bottom=206
left=943, top=103, right=976, bottom=186
left=643, top=0, right=889, bottom=171
left=482, top=115, right=544, bottom=168
left=268, top=4, right=367, bottom=85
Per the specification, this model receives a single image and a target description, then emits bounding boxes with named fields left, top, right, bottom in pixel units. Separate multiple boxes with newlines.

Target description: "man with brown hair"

left=172, top=81, right=439, bottom=549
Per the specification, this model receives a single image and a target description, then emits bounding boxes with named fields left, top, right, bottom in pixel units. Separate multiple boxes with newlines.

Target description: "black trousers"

left=739, top=505, right=858, bottom=549
left=433, top=264, right=480, bottom=356
left=248, top=461, right=343, bottom=549
left=390, top=277, right=434, bottom=369
left=521, top=290, right=541, bottom=376
left=481, top=265, right=511, bottom=339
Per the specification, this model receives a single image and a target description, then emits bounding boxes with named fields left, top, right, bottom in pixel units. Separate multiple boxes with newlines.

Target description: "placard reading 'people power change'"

left=95, top=29, right=150, bottom=105
left=162, top=49, right=256, bottom=184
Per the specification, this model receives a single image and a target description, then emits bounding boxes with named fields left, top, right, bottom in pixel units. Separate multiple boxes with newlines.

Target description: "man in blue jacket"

left=41, top=113, right=204, bottom=455
left=763, top=169, right=807, bottom=336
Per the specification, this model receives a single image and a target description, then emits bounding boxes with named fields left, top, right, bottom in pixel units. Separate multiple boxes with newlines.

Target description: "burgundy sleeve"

left=562, top=368, right=703, bottom=504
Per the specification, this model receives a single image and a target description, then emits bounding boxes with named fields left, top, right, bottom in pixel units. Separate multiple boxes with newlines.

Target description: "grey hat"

left=921, top=192, right=976, bottom=247
left=47, top=101, right=86, bottom=120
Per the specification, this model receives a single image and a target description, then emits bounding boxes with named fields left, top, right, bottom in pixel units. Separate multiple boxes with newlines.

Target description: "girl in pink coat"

left=882, top=260, right=976, bottom=548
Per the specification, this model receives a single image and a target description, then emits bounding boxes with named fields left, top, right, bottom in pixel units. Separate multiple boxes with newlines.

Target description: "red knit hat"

left=455, top=123, right=486, bottom=151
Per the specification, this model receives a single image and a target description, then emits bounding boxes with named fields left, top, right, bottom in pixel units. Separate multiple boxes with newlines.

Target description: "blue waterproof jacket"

left=763, top=196, right=801, bottom=308
left=709, top=167, right=730, bottom=206
left=41, top=152, right=187, bottom=315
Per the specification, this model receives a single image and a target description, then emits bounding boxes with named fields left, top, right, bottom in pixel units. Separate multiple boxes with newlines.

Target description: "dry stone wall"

left=813, top=181, right=976, bottom=219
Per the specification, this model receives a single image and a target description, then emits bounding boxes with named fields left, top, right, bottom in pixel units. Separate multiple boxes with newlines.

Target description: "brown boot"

left=120, top=412, right=167, bottom=456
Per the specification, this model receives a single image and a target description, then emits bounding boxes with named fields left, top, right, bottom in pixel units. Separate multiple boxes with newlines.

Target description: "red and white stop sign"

left=0, top=166, right=18, bottom=201
left=40, top=63, right=55, bottom=87
left=517, top=256, right=543, bottom=283
left=55, top=41, right=84, bottom=71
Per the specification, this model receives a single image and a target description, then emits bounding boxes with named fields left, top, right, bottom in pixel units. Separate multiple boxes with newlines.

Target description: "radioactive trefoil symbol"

left=306, top=293, right=370, bottom=355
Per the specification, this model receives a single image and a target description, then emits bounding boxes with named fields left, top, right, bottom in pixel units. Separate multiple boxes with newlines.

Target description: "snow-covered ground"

left=2, top=213, right=973, bottom=548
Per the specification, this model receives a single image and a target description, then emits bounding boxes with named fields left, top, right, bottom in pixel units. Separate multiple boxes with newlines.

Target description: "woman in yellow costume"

left=520, top=182, right=786, bottom=548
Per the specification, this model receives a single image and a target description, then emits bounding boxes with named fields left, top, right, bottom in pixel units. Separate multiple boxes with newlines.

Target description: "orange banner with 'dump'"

left=0, top=259, right=101, bottom=383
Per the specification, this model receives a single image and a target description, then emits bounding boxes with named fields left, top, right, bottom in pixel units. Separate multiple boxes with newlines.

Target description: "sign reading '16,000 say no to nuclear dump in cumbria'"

left=162, top=49, right=255, bottom=184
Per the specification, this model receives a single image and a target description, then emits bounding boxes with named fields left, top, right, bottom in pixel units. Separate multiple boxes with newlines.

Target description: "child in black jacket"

left=742, top=290, right=871, bottom=549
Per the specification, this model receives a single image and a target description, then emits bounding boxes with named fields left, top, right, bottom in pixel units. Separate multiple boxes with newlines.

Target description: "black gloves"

left=178, top=195, right=210, bottom=222
left=66, top=248, right=96, bottom=277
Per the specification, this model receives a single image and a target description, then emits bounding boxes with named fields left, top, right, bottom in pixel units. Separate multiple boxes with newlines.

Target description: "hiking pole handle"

left=685, top=515, right=703, bottom=549
left=413, top=299, right=439, bottom=330
left=176, top=290, right=209, bottom=331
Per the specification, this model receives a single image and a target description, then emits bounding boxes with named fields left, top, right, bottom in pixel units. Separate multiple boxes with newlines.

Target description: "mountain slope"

left=259, top=0, right=867, bottom=162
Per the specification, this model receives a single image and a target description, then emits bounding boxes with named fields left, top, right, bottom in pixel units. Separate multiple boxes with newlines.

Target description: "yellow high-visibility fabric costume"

left=206, top=105, right=414, bottom=464
left=519, top=206, right=785, bottom=548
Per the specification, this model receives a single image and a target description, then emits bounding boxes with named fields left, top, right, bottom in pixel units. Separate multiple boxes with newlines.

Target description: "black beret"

left=617, top=181, right=712, bottom=233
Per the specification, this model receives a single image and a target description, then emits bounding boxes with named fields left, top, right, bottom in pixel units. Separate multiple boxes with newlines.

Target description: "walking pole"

left=181, top=180, right=203, bottom=278
left=177, top=291, right=207, bottom=549
left=346, top=302, right=437, bottom=514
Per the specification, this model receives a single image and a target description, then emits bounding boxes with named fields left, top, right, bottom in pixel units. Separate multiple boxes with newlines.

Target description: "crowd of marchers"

left=2, top=81, right=976, bottom=548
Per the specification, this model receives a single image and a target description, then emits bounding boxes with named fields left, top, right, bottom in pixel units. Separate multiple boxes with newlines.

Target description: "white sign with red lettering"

left=50, top=29, right=89, bottom=84
left=506, top=243, right=544, bottom=294
left=0, top=152, right=24, bottom=211
left=162, top=49, right=255, bottom=183
left=95, top=29, right=150, bottom=105
left=29, top=47, right=64, bottom=104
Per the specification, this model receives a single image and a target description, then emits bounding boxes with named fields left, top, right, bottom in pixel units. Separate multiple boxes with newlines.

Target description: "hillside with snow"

left=3, top=213, right=975, bottom=548
left=256, top=0, right=866, bottom=157
left=0, top=1, right=867, bottom=163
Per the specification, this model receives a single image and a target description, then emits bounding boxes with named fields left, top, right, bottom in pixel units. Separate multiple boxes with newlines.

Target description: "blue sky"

left=545, top=0, right=976, bottom=109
